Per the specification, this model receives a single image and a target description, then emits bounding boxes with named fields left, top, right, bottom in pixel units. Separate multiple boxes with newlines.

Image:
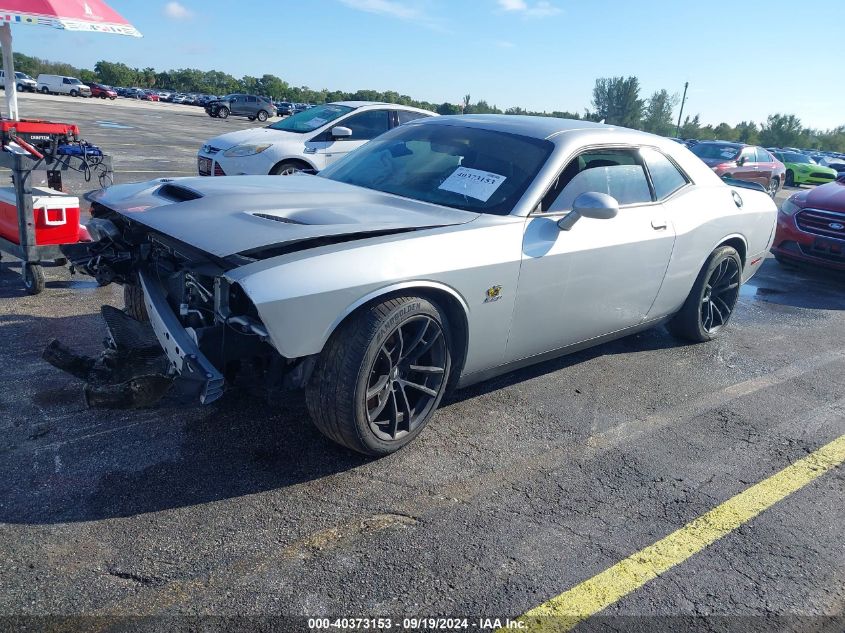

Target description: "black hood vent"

left=157, top=183, right=204, bottom=202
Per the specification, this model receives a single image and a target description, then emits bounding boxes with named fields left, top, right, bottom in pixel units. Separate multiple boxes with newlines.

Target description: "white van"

left=36, top=74, right=91, bottom=97
left=0, top=70, right=37, bottom=92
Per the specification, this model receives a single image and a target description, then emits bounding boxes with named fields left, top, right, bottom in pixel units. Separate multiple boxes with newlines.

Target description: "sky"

left=7, top=0, right=845, bottom=130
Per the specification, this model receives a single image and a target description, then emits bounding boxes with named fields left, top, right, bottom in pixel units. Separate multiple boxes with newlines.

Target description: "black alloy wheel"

left=364, top=315, right=448, bottom=442
left=700, top=256, right=741, bottom=334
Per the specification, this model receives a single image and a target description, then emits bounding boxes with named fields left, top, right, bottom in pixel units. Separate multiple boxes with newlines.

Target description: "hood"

left=202, top=127, right=299, bottom=152
left=797, top=179, right=845, bottom=213
left=88, top=175, right=477, bottom=259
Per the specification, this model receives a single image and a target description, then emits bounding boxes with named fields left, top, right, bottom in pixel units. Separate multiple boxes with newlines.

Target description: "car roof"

left=330, top=101, right=433, bottom=114
left=411, top=114, right=662, bottom=141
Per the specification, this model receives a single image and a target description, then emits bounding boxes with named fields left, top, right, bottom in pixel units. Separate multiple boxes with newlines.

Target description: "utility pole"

left=675, top=81, right=689, bottom=138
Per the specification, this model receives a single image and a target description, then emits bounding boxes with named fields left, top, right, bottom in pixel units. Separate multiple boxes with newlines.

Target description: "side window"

left=338, top=110, right=390, bottom=141
left=755, top=148, right=772, bottom=163
left=63, top=78, right=72, bottom=84
left=546, top=149, right=652, bottom=212
left=397, top=110, right=429, bottom=125
left=739, top=147, right=755, bottom=163
left=246, top=96, right=257, bottom=103
left=641, top=148, right=689, bottom=200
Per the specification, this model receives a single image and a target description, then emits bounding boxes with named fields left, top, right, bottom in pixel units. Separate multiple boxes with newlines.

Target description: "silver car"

left=59, top=116, right=777, bottom=455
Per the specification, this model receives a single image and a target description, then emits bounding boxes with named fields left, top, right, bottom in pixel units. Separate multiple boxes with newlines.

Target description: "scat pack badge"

left=484, top=285, right=503, bottom=303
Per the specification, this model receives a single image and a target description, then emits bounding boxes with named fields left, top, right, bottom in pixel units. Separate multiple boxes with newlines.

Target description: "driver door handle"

left=651, top=219, right=668, bottom=230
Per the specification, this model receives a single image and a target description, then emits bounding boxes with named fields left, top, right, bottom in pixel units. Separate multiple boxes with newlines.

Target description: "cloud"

left=497, top=0, right=562, bottom=17
left=338, top=0, right=421, bottom=20
left=496, top=40, right=516, bottom=48
left=163, top=2, right=193, bottom=20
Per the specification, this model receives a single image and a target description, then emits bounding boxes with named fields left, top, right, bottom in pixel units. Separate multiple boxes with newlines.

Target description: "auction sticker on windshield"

left=438, top=166, right=506, bottom=202
left=305, top=117, right=328, bottom=129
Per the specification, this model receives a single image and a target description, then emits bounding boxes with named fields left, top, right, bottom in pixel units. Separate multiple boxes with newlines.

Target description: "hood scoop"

left=157, top=183, right=204, bottom=202
left=250, top=212, right=305, bottom=225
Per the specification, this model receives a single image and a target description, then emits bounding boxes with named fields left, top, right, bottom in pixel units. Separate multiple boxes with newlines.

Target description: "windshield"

left=319, top=123, right=554, bottom=215
left=268, top=104, right=353, bottom=133
left=782, top=152, right=812, bottom=164
left=691, top=144, right=741, bottom=160
left=69, top=78, right=82, bottom=84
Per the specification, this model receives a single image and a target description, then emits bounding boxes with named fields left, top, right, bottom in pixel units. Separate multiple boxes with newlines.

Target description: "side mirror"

left=558, top=192, right=619, bottom=231
left=332, top=126, right=352, bottom=139
left=737, top=156, right=748, bottom=166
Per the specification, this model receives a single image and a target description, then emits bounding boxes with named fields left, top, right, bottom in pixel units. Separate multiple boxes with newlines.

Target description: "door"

left=734, top=147, right=760, bottom=186
left=754, top=147, right=776, bottom=189
left=323, top=109, right=391, bottom=166
left=229, top=96, right=245, bottom=115
left=506, top=148, right=676, bottom=362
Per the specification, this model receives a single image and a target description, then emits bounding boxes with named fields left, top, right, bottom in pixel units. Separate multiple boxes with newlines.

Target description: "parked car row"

left=197, top=101, right=434, bottom=176
left=689, top=141, right=785, bottom=197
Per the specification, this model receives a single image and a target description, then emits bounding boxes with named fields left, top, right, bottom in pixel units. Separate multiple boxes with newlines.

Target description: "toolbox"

left=0, top=186, right=82, bottom=246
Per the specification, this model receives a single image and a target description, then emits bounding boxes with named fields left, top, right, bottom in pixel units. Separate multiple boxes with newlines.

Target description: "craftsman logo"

left=28, top=135, right=51, bottom=141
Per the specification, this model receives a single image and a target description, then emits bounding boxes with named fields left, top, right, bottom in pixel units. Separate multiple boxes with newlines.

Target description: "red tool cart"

left=0, top=119, right=112, bottom=294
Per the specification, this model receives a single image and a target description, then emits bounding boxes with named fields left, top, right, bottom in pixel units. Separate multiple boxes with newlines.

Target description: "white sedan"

left=197, top=101, right=434, bottom=176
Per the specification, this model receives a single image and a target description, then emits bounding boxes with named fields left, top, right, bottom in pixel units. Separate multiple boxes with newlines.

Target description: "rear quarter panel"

left=649, top=184, right=777, bottom=318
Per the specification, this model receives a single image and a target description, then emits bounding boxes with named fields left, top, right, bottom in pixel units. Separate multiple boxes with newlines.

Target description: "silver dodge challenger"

left=56, top=116, right=777, bottom=455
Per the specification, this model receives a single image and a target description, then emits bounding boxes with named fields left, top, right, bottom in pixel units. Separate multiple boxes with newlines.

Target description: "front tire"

left=270, top=160, right=305, bottom=175
left=216, top=106, right=229, bottom=119
left=785, top=170, right=794, bottom=187
left=69, top=89, right=78, bottom=97
left=667, top=246, right=742, bottom=343
left=306, top=296, right=452, bottom=456
left=124, top=284, right=149, bottom=322
left=767, top=177, right=779, bottom=198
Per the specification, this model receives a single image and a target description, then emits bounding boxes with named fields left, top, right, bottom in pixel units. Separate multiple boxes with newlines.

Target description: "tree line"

left=12, top=54, right=844, bottom=151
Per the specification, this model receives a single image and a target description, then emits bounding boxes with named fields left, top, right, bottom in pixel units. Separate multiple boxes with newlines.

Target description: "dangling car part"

left=53, top=116, right=777, bottom=455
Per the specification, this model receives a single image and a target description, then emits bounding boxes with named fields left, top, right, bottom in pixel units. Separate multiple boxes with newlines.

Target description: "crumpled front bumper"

left=138, top=269, right=225, bottom=404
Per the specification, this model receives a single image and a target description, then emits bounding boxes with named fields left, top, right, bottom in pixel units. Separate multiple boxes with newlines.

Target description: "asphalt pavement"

left=0, top=94, right=843, bottom=632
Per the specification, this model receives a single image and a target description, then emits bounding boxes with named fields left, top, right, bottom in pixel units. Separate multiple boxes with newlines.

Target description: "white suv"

left=0, top=70, right=37, bottom=92
left=197, top=101, right=434, bottom=176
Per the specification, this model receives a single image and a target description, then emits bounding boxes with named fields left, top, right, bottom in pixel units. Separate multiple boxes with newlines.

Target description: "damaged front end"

left=49, top=206, right=313, bottom=409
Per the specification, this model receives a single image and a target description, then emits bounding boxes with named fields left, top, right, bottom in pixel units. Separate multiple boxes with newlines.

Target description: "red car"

left=690, top=141, right=785, bottom=198
left=772, top=176, right=845, bottom=270
left=85, top=82, right=117, bottom=100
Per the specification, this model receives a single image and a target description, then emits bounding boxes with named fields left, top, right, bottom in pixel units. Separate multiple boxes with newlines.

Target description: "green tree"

left=588, top=76, right=643, bottom=129
left=437, top=102, right=462, bottom=115
left=734, top=121, right=759, bottom=145
left=94, top=60, right=136, bottom=87
left=759, top=114, right=804, bottom=147
left=713, top=122, right=738, bottom=141
left=641, top=89, right=677, bottom=136
left=679, top=114, right=702, bottom=139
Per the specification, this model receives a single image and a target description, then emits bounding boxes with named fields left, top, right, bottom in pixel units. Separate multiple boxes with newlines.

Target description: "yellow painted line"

left=509, top=434, right=845, bottom=633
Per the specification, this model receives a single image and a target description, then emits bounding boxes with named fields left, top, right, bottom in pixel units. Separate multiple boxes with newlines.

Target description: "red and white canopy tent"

left=0, top=0, right=141, bottom=120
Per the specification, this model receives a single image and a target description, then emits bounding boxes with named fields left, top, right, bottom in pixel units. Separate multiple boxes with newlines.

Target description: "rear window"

left=691, top=144, right=740, bottom=160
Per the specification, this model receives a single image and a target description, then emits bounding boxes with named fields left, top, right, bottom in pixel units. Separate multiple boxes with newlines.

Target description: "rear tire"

left=40, top=86, right=49, bottom=94
left=306, top=295, right=452, bottom=456
left=667, top=246, right=742, bottom=343
left=124, top=284, right=149, bottom=322
left=257, top=110, right=269, bottom=122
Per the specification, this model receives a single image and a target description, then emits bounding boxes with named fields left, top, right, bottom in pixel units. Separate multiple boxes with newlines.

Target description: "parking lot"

left=1, top=95, right=844, bottom=631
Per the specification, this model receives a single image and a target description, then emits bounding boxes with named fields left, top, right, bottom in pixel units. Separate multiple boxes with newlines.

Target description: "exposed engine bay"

left=48, top=204, right=315, bottom=408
